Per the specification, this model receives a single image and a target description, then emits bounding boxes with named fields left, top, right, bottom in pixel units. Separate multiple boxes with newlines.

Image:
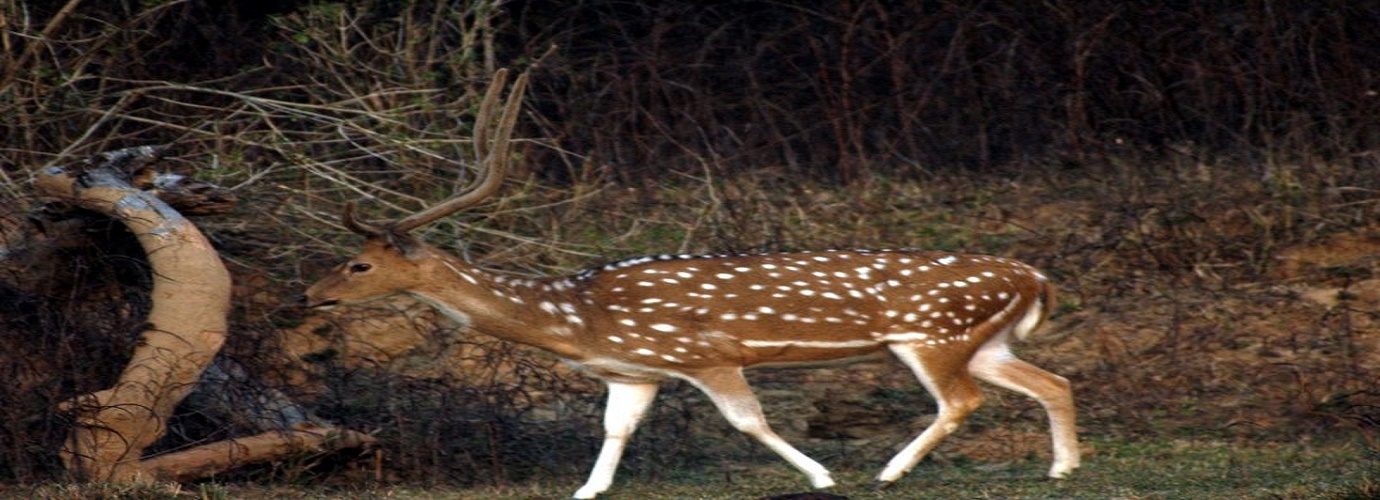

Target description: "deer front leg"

left=574, top=381, right=659, bottom=499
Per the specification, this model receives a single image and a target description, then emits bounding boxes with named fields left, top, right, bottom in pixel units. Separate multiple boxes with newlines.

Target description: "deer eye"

left=348, top=263, right=373, bottom=274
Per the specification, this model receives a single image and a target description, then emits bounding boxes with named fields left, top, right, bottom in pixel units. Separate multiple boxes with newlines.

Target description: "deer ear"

left=383, top=231, right=426, bottom=259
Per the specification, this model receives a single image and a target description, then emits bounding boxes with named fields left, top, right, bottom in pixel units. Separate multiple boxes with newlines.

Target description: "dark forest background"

left=3, top=0, right=1376, bottom=182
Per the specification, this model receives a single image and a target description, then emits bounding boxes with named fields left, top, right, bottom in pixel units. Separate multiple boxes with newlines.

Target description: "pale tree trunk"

left=22, top=146, right=373, bottom=483
left=34, top=146, right=232, bottom=482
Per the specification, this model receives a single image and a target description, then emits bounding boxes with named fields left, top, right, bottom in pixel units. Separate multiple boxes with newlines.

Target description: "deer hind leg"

left=684, top=367, right=836, bottom=490
left=968, top=336, right=1080, bottom=478
left=574, top=381, right=660, bottom=500
left=876, top=343, right=986, bottom=485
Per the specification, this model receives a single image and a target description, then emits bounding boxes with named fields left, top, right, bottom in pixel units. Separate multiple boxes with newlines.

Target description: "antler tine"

left=340, top=201, right=387, bottom=237
left=390, top=68, right=529, bottom=233
left=471, top=67, right=512, bottom=160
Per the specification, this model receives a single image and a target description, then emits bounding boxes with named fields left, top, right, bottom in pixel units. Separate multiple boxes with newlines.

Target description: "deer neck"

left=407, top=251, right=591, bottom=360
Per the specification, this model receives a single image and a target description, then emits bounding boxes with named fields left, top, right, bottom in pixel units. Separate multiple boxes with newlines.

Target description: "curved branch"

left=36, top=146, right=231, bottom=482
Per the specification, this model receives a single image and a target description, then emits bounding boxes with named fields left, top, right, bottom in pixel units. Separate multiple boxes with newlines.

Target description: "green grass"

left=11, top=437, right=1372, bottom=499
left=544, top=438, right=1375, bottom=499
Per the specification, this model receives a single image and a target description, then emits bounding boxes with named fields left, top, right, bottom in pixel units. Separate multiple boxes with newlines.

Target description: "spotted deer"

left=303, top=69, right=1079, bottom=499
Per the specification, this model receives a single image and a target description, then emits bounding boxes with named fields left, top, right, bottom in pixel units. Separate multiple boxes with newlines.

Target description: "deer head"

left=305, top=68, right=528, bottom=310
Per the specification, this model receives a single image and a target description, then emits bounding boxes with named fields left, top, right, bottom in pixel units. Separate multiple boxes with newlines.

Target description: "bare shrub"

left=515, top=1, right=1379, bottom=182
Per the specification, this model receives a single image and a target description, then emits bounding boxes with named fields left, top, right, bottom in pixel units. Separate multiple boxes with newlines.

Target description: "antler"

left=343, top=68, right=530, bottom=235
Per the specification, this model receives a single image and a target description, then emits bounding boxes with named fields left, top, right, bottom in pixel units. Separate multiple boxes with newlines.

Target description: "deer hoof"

left=870, top=480, right=896, bottom=491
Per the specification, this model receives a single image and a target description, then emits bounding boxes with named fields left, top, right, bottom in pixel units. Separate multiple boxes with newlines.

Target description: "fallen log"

left=141, top=423, right=375, bottom=482
left=30, top=146, right=372, bottom=482
left=36, top=146, right=232, bottom=482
